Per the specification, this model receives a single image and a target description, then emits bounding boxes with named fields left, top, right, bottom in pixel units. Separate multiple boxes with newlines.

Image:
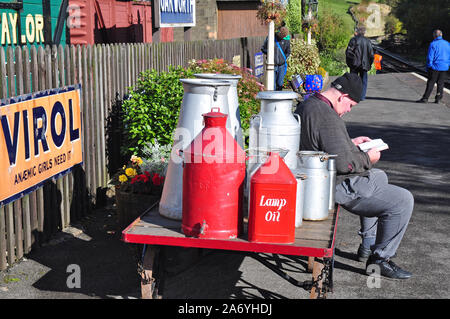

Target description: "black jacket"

left=294, top=95, right=372, bottom=184
left=345, top=35, right=374, bottom=71
left=261, top=33, right=291, bottom=66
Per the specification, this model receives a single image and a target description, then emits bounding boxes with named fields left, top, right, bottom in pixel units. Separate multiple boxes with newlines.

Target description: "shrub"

left=285, top=0, right=303, bottom=35
left=316, top=9, right=351, bottom=52
left=286, top=38, right=321, bottom=80
left=187, top=58, right=264, bottom=147
left=121, top=66, right=195, bottom=157
left=384, top=14, right=404, bottom=35
left=319, top=49, right=348, bottom=76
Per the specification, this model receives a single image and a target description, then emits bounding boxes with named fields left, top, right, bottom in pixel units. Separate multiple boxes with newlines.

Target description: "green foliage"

left=384, top=14, right=404, bottom=35
left=393, top=0, right=450, bottom=48
left=285, top=0, right=303, bottom=35
left=287, top=38, right=321, bottom=78
left=122, top=66, right=195, bottom=157
left=316, top=9, right=352, bottom=52
left=319, top=49, right=348, bottom=76
left=187, top=58, right=264, bottom=146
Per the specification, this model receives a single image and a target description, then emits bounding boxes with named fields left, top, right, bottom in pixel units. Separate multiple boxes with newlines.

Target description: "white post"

left=307, top=8, right=312, bottom=45
left=265, top=20, right=275, bottom=91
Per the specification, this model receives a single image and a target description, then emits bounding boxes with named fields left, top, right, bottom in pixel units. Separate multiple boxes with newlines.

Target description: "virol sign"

left=248, top=152, right=297, bottom=244
left=0, top=85, right=82, bottom=206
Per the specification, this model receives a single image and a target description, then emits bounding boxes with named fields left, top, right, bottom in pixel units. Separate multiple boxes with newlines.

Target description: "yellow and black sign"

left=0, top=85, right=82, bottom=206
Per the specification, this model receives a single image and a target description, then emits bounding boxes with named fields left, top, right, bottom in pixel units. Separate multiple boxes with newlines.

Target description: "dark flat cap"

left=331, top=73, right=363, bottom=103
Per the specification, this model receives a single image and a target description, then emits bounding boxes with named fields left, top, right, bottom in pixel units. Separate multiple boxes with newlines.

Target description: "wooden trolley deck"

left=121, top=204, right=339, bottom=299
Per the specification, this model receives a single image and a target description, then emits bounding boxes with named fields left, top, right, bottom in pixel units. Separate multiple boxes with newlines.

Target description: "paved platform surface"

left=0, top=72, right=449, bottom=300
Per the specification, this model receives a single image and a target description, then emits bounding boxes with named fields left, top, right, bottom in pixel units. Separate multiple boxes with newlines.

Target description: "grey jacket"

left=294, top=95, right=373, bottom=184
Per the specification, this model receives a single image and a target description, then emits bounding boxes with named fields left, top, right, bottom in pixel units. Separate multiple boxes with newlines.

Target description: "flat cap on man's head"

left=331, top=72, right=363, bottom=103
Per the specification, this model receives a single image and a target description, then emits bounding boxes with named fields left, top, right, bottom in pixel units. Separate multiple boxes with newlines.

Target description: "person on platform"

left=261, top=26, right=291, bottom=91
left=294, top=73, right=414, bottom=280
left=416, top=29, right=450, bottom=104
left=345, top=26, right=374, bottom=101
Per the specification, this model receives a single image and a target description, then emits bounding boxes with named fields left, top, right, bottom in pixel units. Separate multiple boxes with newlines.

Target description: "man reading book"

left=295, top=73, right=414, bottom=280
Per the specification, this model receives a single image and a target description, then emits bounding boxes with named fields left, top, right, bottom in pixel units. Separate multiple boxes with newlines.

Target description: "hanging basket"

left=115, top=188, right=160, bottom=230
left=256, top=1, right=287, bottom=27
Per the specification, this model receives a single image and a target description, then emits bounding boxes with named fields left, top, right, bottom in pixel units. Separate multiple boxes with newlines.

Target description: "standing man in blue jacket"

left=417, top=30, right=450, bottom=104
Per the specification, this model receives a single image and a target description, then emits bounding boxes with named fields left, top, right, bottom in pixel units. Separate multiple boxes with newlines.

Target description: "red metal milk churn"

left=181, top=108, right=246, bottom=239
left=248, top=152, right=297, bottom=244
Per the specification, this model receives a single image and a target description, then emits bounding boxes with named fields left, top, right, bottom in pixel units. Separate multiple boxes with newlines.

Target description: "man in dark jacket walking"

left=294, top=73, right=414, bottom=280
left=417, top=29, right=450, bottom=104
left=345, top=26, right=374, bottom=101
left=261, top=26, right=291, bottom=91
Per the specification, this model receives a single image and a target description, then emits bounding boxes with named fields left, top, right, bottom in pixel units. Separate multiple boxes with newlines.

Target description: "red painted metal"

left=248, top=152, right=297, bottom=244
left=181, top=108, right=246, bottom=239
left=69, top=0, right=173, bottom=45
left=121, top=206, right=340, bottom=258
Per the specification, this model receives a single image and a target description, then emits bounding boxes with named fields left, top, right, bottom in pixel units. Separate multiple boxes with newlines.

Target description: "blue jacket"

left=427, top=36, right=450, bottom=71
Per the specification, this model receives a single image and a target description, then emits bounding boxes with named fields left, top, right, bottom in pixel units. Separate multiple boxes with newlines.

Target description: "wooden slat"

left=0, top=206, right=6, bottom=270
left=87, top=45, right=97, bottom=195
left=15, top=46, right=32, bottom=255
left=7, top=47, right=24, bottom=260
left=5, top=204, right=15, bottom=266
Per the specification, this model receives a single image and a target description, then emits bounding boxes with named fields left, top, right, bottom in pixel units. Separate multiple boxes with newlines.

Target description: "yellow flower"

left=119, top=175, right=128, bottom=183
left=125, top=168, right=137, bottom=177
left=131, top=155, right=143, bottom=166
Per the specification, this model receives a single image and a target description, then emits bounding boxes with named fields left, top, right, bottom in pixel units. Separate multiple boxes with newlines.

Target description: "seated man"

left=294, top=73, right=414, bottom=279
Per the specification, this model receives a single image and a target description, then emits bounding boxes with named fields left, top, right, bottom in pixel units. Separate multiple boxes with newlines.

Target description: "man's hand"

left=352, top=136, right=372, bottom=146
left=367, top=148, right=381, bottom=164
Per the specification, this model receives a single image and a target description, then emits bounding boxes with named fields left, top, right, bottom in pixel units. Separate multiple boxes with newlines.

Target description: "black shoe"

left=435, top=99, right=442, bottom=104
left=366, top=256, right=412, bottom=280
left=416, top=98, right=428, bottom=103
left=357, top=244, right=371, bottom=262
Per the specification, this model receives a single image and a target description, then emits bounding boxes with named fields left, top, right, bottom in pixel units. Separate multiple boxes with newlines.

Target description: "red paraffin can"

left=182, top=108, right=246, bottom=239
left=248, top=152, right=297, bottom=244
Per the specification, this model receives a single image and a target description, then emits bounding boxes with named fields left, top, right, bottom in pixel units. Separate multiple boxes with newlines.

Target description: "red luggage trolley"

left=121, top=202, right=339, bottom=299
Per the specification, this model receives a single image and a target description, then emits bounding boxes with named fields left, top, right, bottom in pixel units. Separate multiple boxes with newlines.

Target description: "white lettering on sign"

left=160, top=0, right=194, bottom=14
left=265, top=211, right=280, bottom=222
left=0, top=12, right=45, bottom=45
left=259, top=195, right=287, bottom=211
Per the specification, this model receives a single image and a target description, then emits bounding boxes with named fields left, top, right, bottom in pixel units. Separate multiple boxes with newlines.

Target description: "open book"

left=358, top=139, right=389, bottom=152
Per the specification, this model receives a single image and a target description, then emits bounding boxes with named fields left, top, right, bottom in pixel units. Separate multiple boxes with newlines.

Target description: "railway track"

left=371, top=42, right=450, bottom=88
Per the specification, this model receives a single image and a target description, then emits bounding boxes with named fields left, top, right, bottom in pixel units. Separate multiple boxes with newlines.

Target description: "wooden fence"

left=0, top=36, right=265, bottom=271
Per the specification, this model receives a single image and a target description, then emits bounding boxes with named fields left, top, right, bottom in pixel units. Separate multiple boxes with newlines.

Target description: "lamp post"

left=306, top=0, right=318, bottom=45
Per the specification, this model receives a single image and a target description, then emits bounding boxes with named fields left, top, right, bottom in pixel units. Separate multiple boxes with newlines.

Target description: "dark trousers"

left=350, top=68, right=368, bottom=101
left=422, top=69, right=448, bottom=101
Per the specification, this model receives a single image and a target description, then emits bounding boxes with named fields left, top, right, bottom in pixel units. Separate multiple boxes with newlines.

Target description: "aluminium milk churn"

left=249, top=91, right=300, bottom=170
left=297, top=151, right=333, bottom=221
left=159, top=79, right=232, bottom=220
left=194, top=73, right=244, bottom=148
left=292, top=171, right=307, bottom=227
left=248, top=152, right=297, bottom=244
left=181, top=108, right=246, bottom=239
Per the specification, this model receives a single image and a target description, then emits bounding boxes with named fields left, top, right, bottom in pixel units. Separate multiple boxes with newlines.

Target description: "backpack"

left=345, top=37, right=362, bottom=70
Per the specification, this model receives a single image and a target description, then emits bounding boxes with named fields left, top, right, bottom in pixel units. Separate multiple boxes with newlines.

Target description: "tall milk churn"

left=181, top=108, right=246, bottom=239
left=297, top=151, right=332, bottom=221
left=248, top=152, right=297, bottom=244
left=249, top=91, right=300, bottom=170
left=194, top=73, right=244, bottom=148
left=159, top=79, right=232, bottom=220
